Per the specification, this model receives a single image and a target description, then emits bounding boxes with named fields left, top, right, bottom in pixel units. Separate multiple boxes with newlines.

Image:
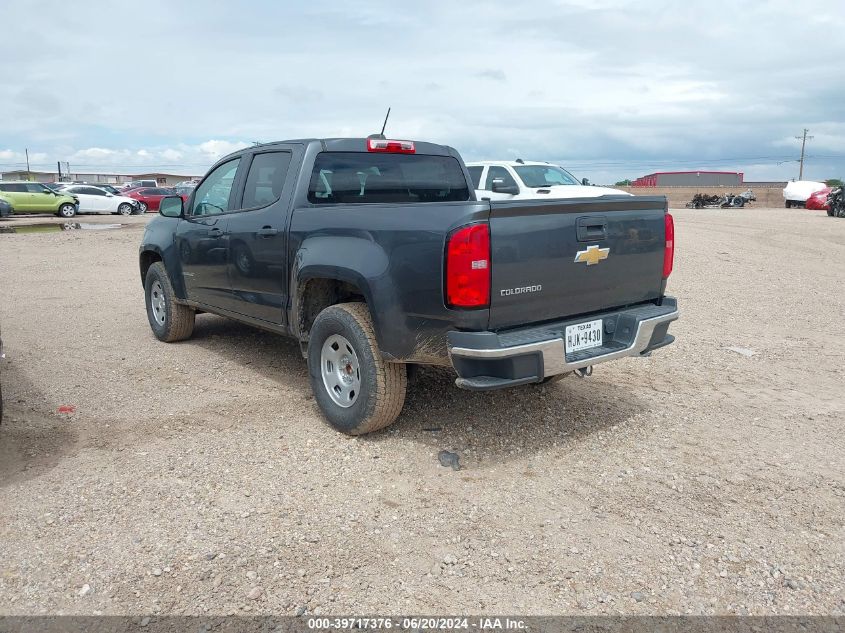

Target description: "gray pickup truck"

left=139, top=137, right=678, bottom=434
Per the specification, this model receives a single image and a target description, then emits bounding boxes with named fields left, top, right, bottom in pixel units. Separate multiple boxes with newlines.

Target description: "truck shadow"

left=0, top=361, right=79, bottom=488
left=188, top=315, right=649, bottom=466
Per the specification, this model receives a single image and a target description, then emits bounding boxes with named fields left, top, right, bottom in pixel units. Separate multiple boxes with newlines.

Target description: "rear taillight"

left=445, top=223, right=490, bottom=308
left=366, top=138, right=415, bottom=153
left=663, top=212, right=674, bottom=279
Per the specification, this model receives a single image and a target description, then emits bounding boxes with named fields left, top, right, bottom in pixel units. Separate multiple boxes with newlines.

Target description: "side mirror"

left=581, top=178, right=591, bottom=186
left=159, top=195, right=184, bottom=218
left=491, top=178, right=519, bottom=195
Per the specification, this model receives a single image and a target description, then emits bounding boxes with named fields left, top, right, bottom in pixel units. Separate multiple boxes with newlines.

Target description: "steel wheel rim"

left=150, top=280, right=166, bottom=325
left=320, top=334, right=361, bottom=408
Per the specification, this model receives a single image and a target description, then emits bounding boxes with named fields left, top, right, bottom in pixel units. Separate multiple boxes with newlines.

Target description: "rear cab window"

left=307, top=153, right=470, bottom=204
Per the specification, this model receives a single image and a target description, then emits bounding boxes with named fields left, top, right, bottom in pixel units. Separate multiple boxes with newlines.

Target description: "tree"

left=614, top=179, right=632, bottom=186
left=825, top=178, right=843, bottom=187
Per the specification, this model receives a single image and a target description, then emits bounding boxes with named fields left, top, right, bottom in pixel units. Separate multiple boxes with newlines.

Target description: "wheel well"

left=140, top=251, right=162, bottom=286
left=297, top=278, right=366, bottom=340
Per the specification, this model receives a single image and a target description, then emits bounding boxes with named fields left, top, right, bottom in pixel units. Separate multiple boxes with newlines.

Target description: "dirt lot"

left=0, top=208, right=843, bottom=616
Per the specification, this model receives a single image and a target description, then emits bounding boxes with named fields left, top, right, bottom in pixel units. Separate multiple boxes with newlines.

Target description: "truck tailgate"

left=488, top=196, right=667, bottom=330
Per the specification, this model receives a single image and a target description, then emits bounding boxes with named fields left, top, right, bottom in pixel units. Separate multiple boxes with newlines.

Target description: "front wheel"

left=307, top=302, right=407, bottom=435
left=144, top=262, right=195, bottom=342
left=57, top=203, right=76, bottom=218
left=117, top=203, right=133, bottom=216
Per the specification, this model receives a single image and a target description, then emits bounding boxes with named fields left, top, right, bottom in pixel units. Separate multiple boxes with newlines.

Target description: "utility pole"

left=25, top=148, right=31, bottom=180
left=57, top=161, right=62, bottom=181
left=795, top=128, right=813, bottom=180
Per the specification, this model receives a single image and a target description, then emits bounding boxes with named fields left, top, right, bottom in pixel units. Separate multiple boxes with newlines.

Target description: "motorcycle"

left=720, top=189, right=756, bottom=208
left=828, top=186, right=845, bottom=218
left=685, top=189, right=755, bottom=209
left=686, top=193, right=723, bottom=208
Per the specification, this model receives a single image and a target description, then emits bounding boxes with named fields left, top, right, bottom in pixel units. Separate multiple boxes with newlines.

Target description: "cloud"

left=0, top=0, right=843, bottom=182
left=475, top=69, right=507, bottom=82
left=197, top=140, right=250, bottom=159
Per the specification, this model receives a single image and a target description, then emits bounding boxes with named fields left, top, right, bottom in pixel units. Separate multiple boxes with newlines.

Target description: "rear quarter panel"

left=288, top=201, right=490, bottom=362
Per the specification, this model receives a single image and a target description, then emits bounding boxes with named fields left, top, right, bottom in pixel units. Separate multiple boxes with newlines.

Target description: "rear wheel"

left=144, top=262, right=195, bottom=342
left=307, top=302, right=407, bottom=435
left=57, top=203, right=76, bottom=218
left=139, top=202, right=148, bottom=213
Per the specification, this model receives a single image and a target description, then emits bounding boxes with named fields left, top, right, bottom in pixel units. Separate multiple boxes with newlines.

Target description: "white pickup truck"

left=466, top=160, right=630, bottom=200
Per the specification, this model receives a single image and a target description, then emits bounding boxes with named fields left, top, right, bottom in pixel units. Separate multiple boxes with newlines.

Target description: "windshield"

left=514, top=165, right=580, bottom=188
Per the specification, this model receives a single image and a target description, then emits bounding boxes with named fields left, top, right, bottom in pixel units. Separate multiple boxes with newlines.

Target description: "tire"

left=731, top=196, right=744, bottom=208
left=57, top=203, right=76, bottom=218
left=837, top=205, right=845, bottom=219
left=144, top=262, right=195, bottom=342
left=827, top=206, right=834, bottom=217
left=307, top=302, right=407, bottom=435
left=139, top=202, right=148, bottom=213
left=785, top=200, right=792, bottom=208
left=117, top=203, right=133, bottom=216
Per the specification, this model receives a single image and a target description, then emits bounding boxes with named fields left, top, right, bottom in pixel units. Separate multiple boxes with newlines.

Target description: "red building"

left=632, top=171, right=744, bottom=187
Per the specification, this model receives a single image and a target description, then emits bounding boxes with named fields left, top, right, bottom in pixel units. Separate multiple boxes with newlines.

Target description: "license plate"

left=565, top=319, right=603, bottom=353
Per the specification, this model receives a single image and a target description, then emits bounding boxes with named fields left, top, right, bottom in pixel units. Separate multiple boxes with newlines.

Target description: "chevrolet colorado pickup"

left=139, top=137, right=678, bottom=435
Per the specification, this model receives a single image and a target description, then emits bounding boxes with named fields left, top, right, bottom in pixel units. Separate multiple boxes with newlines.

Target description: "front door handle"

left=208, top=227, right=224, bottom=237
left=257, top=227, right=278, bottom=237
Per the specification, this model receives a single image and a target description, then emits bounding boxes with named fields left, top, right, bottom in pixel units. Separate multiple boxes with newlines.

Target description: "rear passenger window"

left=307, top=152, right=470, bottom=204
left=0, top=183, right=27, bottom=192
left=467, top=166, right=483, bottom=189
left=484, top=166, right=518, bottom=191
left=241, top=152, right=292, bottom=209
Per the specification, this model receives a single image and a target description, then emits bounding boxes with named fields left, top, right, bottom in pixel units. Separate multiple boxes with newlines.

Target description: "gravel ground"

left=0, top=208, right=843, bottom=616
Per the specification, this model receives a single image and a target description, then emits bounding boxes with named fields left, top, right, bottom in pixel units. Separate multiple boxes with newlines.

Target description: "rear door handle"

left=208, top=227, right=224, bottom=237
left=257, top=227, right=278, bottom=237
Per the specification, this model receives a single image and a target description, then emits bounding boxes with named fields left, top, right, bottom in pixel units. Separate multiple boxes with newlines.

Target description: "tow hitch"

left=575, top=366, right=593, bottom=378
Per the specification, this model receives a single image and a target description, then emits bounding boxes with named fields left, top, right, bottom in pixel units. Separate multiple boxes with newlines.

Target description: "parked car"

left=783, top=180, right=826, bottom=208
left=805, top=186, right=832, bottom=211
left=466, top=160, right=631, bottom=200
left=123, top=187, right=181, bottom=212
left=60, top=185, right=140, bottom=215
left=139, top=137, right=678, bottom=435
left=0, top=181, right=79, bottom=217
left=0, top=196, right=11, bottom=217
left=121, top=180, right=159, bottom=191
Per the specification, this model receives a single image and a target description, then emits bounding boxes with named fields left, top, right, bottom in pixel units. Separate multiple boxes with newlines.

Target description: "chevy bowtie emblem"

left=574, top=245, right=610, bottom=265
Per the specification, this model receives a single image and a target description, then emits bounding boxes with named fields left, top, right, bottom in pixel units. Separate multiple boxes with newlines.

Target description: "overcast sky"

left=1, top=0, right=843, bottom=183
